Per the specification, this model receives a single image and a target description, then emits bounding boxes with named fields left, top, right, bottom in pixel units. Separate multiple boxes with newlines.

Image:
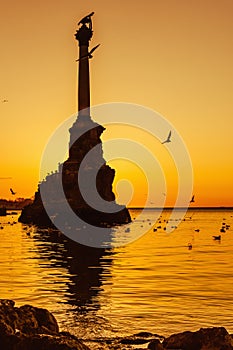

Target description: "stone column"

left=75, top=24, right=93, bottom=118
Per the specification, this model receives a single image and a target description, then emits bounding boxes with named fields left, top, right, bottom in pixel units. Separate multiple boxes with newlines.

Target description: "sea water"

left=0, top=209, right=232, bottom=338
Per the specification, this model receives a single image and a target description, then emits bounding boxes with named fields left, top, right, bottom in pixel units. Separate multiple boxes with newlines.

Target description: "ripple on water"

left=0, top=209, right=233, bottom=337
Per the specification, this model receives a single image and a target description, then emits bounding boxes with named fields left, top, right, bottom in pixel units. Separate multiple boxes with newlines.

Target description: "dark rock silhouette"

left=1, top=300, right=233, bottom=350
left=0, top=207, right=7, bottom=216
left=0, top=299, right=58, bottom=335
left=0, top=299, right=89, bottom=349
left=19, top=13, right=131, bottom=230
left=162, top=327, right=233, bottom=350
left=148, top=339, right=164, bottom=349
left=19, top=116, right=131, bottom=229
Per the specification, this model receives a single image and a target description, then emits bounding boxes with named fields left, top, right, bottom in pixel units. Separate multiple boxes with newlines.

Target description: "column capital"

left=75, top=24, right=93, bottom=46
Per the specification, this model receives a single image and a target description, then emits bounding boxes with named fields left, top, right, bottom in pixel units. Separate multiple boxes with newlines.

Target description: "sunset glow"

left=1, top=0, right=233, bottom=206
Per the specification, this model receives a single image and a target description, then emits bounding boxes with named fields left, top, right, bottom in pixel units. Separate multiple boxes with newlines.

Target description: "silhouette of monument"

left=19, top=13, right=131, bottom=229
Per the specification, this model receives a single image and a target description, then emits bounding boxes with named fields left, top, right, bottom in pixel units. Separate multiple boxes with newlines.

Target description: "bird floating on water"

left=213, top=235, right=221, bottom=240
left=161, top=131, right=172, bottom=144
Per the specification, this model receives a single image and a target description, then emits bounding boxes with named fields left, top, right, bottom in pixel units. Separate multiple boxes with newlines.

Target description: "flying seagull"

left=162, top=130, right=172, bottom=144
left=2, top=99, right=8, bottom=103
left=190, top=195, right=195, bottom=203
left=76, top=44, right=100, bottom=61
left=0, top=177, right=12, bottom=180
left=10, top=188, right=16, bottom=195
left=78, top=12, right=94, bottom=25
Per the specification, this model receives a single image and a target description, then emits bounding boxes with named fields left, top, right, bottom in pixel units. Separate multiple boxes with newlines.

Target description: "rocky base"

left=1, top=300, right=232, bottom=350
left=19, top=116, right=131, bottom=229
left=0, top=299, right=89, bottom=350
left=18, top=197, right=131, bottom=228
left=18, top=195, right=53, bottom=227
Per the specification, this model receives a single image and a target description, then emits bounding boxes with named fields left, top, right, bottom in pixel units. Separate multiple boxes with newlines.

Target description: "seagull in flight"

left=190, top=195, right=195, bottom=203
left=76, top=44, right=100, bottom=61
left=162, top=130, right=172, bottom=144
left=2, top=99, right=8, bottom=103
left=0, top=177, right=12, bottom=180
left=10, top=188, right=16, bottom=195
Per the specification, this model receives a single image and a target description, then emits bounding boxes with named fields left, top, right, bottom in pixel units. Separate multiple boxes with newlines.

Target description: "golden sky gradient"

left=0, top=0, right=233, bottom=206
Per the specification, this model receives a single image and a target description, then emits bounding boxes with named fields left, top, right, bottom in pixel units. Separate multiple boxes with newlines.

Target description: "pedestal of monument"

left=19, top=115, right=131, bottom=228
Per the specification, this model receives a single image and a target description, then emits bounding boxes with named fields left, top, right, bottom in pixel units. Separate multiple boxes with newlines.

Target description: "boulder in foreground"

left=162, top=326, right=233, bottom=350
left=0, top=299, right=89, bottom=350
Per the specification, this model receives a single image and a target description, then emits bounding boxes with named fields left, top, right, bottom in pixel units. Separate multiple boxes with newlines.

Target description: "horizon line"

left=128, top=206, right=233, bottom=210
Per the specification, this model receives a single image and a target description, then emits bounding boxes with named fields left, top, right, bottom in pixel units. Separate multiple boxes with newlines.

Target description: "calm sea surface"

left=0, top=209, right=233, bottom=338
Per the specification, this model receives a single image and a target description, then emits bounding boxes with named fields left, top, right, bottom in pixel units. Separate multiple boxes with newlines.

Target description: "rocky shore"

left=0, top=299, right=232, bottom=350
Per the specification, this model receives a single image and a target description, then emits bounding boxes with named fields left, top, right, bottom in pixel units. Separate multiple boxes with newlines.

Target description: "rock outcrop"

left=0, top=207, right=7, bottom=216
left=19, top=117, right=131, bottom=229
left=0, top=299, right=89, bottom=350
left=148, top=339, right=164, bottom=349
left=161, top=327, right=233, bottom=350
left=1, top=300, right=233, bottom=350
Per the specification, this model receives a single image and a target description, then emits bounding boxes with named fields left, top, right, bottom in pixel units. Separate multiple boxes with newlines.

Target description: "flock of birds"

left=186, top=216, right=232, bottom=250
left=186, top=212, right=232, bottom=249
left=0, top=216, right=33, bottom=237
left=213, top=219, right=231, bottom=240
left=123, top=210, right=232, bottom=249
left=122, top=193, right=232, bottom=251
left=0, top=208, right=232, bottom=252
left=0, top=217, right=17, bottom=230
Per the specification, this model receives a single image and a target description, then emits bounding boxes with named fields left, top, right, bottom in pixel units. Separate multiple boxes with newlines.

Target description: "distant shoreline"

left=1, top=205, right=233, bottom=212
left=0, top=198, right=32, bottom=211
left=129, top=206, right=233, bottom=210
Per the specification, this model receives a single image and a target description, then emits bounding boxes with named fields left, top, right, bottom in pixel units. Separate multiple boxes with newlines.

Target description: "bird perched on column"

left=78, top=12, right=94, bottom=25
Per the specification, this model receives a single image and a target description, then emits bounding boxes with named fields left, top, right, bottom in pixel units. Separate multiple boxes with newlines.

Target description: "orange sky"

left=0, top=0, right=233, bottom=206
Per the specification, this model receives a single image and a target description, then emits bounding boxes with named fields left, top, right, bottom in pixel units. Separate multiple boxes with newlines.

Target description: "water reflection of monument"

left=35, top=230, right=112, bottom=311
left=19, top=13, right=131, bottom=228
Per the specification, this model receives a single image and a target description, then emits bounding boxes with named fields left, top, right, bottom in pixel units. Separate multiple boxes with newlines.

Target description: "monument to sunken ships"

left=19, top=13, right=131, bottom=228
